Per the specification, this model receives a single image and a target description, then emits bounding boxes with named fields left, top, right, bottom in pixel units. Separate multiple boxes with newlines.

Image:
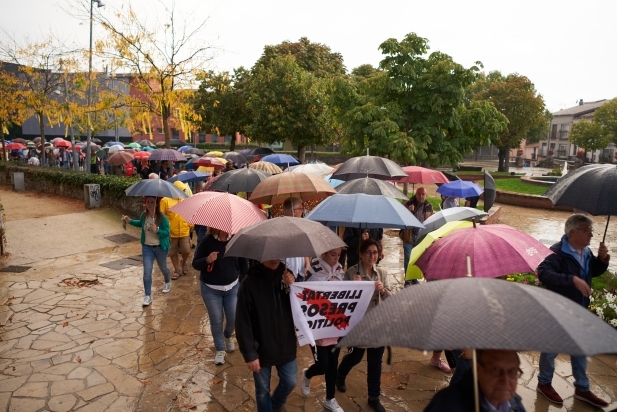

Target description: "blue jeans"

left=200, top=281, right=239, bottom=351
left=253, top=359, right=297, bottom=412
left=141, top=244, right=171, bottom=296
left=538, top=352, right=589, bottom=392
left=403, top=242, right=413, bottom=273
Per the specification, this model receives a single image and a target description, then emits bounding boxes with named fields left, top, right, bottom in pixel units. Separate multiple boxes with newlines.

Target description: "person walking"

left=401, top=187, right=433, bottom=280
left=160, top=181, right=193, bottom=279
left=122, top=196, right=172, bottom=306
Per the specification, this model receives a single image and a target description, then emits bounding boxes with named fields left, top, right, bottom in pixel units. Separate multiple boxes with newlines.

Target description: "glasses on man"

left=478, top=361, right=523, bottom=379
left=575, top=227, right=594, bottom=235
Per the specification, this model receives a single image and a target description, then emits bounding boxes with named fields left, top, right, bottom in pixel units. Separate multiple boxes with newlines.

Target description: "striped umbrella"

left=194, top=157, right=225, bottom=168
left=148, top=149, right=187, bottom=162
left=249, top=161, right=283, bottom=175
left=169, top=192, right=266, bottom=234
left=249, top=172, right=336, bottom=205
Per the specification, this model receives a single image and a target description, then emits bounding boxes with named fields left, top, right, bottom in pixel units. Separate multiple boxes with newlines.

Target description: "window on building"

left=551, top=124, right=558, bottom=139
left=198, top=133, right=206, bottom=143
left=156, top=128, right=163, bottom=134
left=172, top=128, right=179, bottom=139
left=541, top=142, right=547, bottom=156
left=558, top=144, right=567, bottom=157
left=559, top=124, right=570, bottom=140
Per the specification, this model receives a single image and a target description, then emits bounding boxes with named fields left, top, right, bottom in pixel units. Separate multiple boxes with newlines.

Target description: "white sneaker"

left=214, top=350, right=226, bottom=365
left=162, top=283, right=171, bottom=293
left=323, top=397, right=343, bottom=412
left=224, top=337, right=235, bottom=352
left=142, top=295, right=152, bottom=306
left=301, top=368, right=310, bottom=396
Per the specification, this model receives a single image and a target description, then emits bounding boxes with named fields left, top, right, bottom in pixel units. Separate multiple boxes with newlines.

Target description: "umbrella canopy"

left=245, top=147, right=274, bottom=161
left=249, top=172, right=337, bottom=205
left=177, top=145, right=194, bottom=152
left=206, top=150, right=224, bottom=157
left=260, top=153, right=300, bottom=167
left=108, top=151, right=135, bottom=166
left=148, top=149, right=187, bottom=162
left=405, top=220, right=474, bottom=281
left=32, top=137, right=41, bottom=143
left=51, top=137, right=65, bottom=143
left=222, top=151, right=249, bottom=167
left=155, top=141, right=166, bottom=147
left=134, top=151, right=151, bottom=160
left=53, top=140, right=71, bottom=148
left=324, top=174, right=344, bottom=188
left=108, top=145, right=123, bottom=154
left=125, top=179, right=188, bottom=198
left=225, top=216, right=347, bottom=261
left=142, top=146, right=154, bottom=152
left=91, top=138, right=102, bottom=144
left=398, top=166, right=450, bottom=184
left=6, top=143, right=27, bottom=150
left=331, top=155, right=407, bottom=181
left=168, top=139, right=186, bottom=147
left=436, top=180, right=484, bottom=198
left=127, top=142, right=141, bottom=149
left=194, top=157, right=225, bottom=168
left=483, top=171, right=496, bottom=212
left=417, top=207, right=488, bottom=237
left=249, top=161, right=283, bottom=175
left=184, top=148, right=205, bottom=156
left=168, top=171, right=210, bottom=184
left=288, top=163, right=334, bottom=177
left=208, top=168, right=272, bottom=193
left=335, top=177, right=407, bottom=200
left=416, top=223, right=552, bottom=280
left=339, top=277, right=617, bottom=356
left=170, top=192, right=266, bottom=234
left=136, top=140, right=154, bottom=147
left=105, top=141, right=124, bottom=147
left=11, top=138, right=27, bottom=144
left=306, top=193, right=425, bottom=229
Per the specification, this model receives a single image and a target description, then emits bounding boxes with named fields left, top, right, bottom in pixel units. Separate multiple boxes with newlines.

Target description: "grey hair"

left=564, top=213, right=592, bottom=237
left=148, top=173, right=159, bottom=179
left=283, top=197, right=303, bottom=216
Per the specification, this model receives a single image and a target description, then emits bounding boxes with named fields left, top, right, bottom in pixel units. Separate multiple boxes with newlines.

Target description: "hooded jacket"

left=235, top=263, right=297, bottom=367
left=159, top=185, right=193, bottom=238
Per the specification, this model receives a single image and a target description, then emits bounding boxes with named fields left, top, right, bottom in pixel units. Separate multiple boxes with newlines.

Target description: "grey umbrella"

left=330, top=155, right=407, bottom=181
left=125, top=179, right=188, bottom=199
left=225, top=217, right=347, bottom=261
left=416, top=207, right=488, bottom=238
left=335, top=177, right=407, bottom=200
left=208, top=168, right=271, bottom=193
left=148, top=149, right=187, bottom=162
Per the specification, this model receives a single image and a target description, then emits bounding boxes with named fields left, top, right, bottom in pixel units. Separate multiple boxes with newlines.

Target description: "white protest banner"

left=289, top=281, right=375, bottom=346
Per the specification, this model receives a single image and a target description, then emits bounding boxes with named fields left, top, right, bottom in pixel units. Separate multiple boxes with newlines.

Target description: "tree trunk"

left=39, top=115, right=46, bottom=166
left=230, top=131, right=237, bottom=152
left=497, top=146, right=510, bottom=172
left=162, top=105, right=171, bottom=149
left=0, top=132, right=6, bottom=162
left=297, top=145, right=306, bottom=163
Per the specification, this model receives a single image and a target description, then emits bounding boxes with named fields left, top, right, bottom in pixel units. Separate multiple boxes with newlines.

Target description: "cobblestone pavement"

left=0, top=188, right=616, bottom=411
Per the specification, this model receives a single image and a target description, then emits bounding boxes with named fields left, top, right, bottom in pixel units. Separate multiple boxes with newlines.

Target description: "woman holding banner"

left=300, top=248, right=345, bottom=412
left=336, top=239, right=391, bottom=412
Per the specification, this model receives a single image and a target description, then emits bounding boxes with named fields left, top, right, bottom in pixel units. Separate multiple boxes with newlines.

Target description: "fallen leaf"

left=140, top=380, right=152, bottom=385
left=172, top=395, right=178, bottom=401
left=181, top=382, right=186, bottom=388
left=76, top=356, right=81, bottom=363
left=45, top=348, right=51, bottom=354
left=193, top=390, right=202, bottom=393
left=62, top=322, right=69, bottom=327
left=209, top=378, right=223, bottom=385
left=105, top=331, right=110, bottom=335
left=89, top=339, right=95, bottom=344
left=179, top=405, right=197, bottom=410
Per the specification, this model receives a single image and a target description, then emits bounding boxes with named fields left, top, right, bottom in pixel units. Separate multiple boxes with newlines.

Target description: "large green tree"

left=594, top=98, right=617, bottom=143
left=570, top=119, right=611, bottom=159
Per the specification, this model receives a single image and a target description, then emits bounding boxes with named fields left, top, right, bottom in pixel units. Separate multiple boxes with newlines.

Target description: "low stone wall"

left=479, top=206, right=501, bottom=225
left=456, top=174, right=522, bottom=182
left=492, top=190, right=573, bottom=212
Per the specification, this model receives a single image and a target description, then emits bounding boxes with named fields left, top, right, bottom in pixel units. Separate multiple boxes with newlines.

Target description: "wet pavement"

left=0, top=187, right=616, bottom=411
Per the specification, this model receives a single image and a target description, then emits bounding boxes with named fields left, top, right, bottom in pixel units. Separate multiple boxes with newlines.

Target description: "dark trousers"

left=337, top=346, right=385, bottom=399
left=306, top=344, right=340, bottom=400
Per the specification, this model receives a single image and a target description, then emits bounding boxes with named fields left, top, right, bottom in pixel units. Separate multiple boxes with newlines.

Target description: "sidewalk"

left=0, top=188, right=615, bottom=411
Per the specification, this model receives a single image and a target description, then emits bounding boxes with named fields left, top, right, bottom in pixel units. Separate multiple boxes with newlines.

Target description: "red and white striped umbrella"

left=169, top=192, right=266, bottom=234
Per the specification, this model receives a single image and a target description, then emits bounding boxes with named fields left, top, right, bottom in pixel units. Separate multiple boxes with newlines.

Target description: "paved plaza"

left=0, top=188, right=616, bottom=411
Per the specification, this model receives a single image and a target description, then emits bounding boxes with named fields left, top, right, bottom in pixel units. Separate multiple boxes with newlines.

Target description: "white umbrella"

left=108, top=145, right=123, bottom=154
left=417, top=207, right=488, bottom=238
left=288, top=163, right=334, bottom=177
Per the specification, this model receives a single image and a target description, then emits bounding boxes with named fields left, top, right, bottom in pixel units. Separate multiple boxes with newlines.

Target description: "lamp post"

left=86, top=0, right=104, bottom=174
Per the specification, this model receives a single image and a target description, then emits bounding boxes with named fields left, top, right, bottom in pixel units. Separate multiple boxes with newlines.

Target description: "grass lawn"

left=457, top=171, right=524, bottom=175
left=483, top=179, right=548, bottom=196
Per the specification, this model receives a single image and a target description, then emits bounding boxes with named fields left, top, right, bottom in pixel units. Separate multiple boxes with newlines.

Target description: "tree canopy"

left=570, top=119, right=611, bottom=154
left=594, top=98, right=617, bottom=143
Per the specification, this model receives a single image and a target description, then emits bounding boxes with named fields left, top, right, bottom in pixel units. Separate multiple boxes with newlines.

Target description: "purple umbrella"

left=416, top=223, right=552, bottom=280
left=147, top=149, right=187, bottom=162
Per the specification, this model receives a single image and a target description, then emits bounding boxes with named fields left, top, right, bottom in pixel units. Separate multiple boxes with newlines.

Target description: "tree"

left=471, top=72, right=547, bottom=171
left=594, top=98, right=617, bottom=143
left=92, top=0, right=214, bottom=148
left=247, top=55, right=334, bottom=162
left=525, top=109, right=552, bottom=144
left=0, top=63, right=27, bottom=161
left=570, top=119, right=611, bottom=159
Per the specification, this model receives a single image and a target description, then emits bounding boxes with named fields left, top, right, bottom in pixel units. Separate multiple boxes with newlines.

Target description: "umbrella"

left=177, top=145, right=194, bottom=152
left=125, top=179, right=188, bottom=199
left=225, top=216, right=347, bottom=261
left=51, top=137, right=65, bottom=143
left=127, top=142, right=141, bottom=149
left=26, top=141, right=36, bottom=146
left=261, top=153, right=300, bottom=167
left=168, top=138, right=186, bottom=147
left=168, top=171, right=210, bottom=184
left=184, top=148, right=204, bottom=156
left=483, top=171, right=496, bottom=212
left=249, top=172, right=337, bottom=205
left=338, top=277, right=617, bottom=356
left=543, top=164, right=617, bottom=242
left=324, top=174, right=344, bottom=188
left=169, top=192, right=266, bottom=234
left=405, top=220, right=474, bottom=281
left=105, top=141, right=124, bottom=147
left=330, top=155, right=407, bottom=181
left=249, top=161, right=283, bottom=175
left=108, top=151, right=135, bottom=166
left=91, top=138, right=102, bottom=144
left=306, top=193, right=424, bottom=229
left=194, top=157, right=225, bottom=168
left=398, top=166, right=450, bottom=185
left=95, top=147, right=109, bottom=158
left=155, top=141, right=166, bottom=147
left=134, top=151, right=151, bottom=160
left=6, top=143, right=27, bottom=150
left=417, top=207, right=488, bottom=237
left=335, top=177, right=407, bottom=200
left=137, top=140, right=154, bottom=147
left=222, top=151, right=248, bottom=167
left=436, top=180, right=484, bottom=198
left=32, top=137, right=41, bottom=143
left=11, top=138, right=27, bottom=144
left=207, top=168, right=272, bottom=193
left=148, top=149, right=187, bottom=162
left=416, top=223, right=552, bottom=280
left=108, top=145, right=123, bottom=154
left=244, top=147, right=274, bottom=161
left=54, top=140, right=72, bottom=148
left=142, top=146, right=154, bottom=152
left=206, top=150, right=224, bottom=157
left=288, top=163, right=334, bottom=177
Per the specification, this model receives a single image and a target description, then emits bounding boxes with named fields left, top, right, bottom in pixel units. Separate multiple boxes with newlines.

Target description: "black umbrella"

left=91, top=138, right=102, bottom=144
left=208, top=168, right=271, bottom=193
left=331, top=155, right=407, bottom=181
left=148, top=149, right=187, bottom=162
left=125, top=179, right=188, bottom=198
left=483, top=171, right=496, bottom=212
left=137, top=140, right=154, bottom=147
left=168, top=138, right=186, bottom=147
left=335, top=177, right=407, bottom=200
left=222, top=151, right=249, bottom=167
left=184, top=148, right=204, bottom=156
left=543, top=164, right=617, bottom=241
left=251, top=147, right=275, bottom=156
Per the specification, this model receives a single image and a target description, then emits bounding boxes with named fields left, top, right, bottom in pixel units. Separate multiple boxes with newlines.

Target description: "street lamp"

left=86, top=0, right=104, bottom=174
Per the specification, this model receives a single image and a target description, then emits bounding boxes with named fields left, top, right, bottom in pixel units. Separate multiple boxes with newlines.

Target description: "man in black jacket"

left=236, top=260, right=297, bottom=412
left=536, top=214, right=610, bottom=408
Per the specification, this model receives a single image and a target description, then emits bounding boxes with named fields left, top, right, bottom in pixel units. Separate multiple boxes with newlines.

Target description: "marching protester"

left=160, top=181, right=193, bottom=280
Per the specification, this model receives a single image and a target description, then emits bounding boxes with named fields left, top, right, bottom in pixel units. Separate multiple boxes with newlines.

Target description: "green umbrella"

left=128, top=142, right=141, bottom=149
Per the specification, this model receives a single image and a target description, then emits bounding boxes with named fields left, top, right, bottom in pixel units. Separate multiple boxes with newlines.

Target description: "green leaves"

left=570, top=119, right=610, bottom=153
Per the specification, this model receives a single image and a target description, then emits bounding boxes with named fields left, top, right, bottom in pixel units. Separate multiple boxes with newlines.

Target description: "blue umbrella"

left=306, top=193, right=424, bottom=229
left=125, top=179, right=188, bottom=198
left=168, top=171, right=210, bottom=184
left=142, top=146, right=154, bottom=152
left=177, top=145, right=194, bottom=152
left=324, top=174, right=344, bottom=188
left=260, top=153, right=300, bottom=167
left=436, top=180, right=484, bottom=198
left=105, top=141, right=124, bottom=147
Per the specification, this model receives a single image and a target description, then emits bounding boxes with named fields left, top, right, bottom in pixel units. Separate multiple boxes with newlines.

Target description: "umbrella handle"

left=472, top=349, right=480, bottom=412
left=602, top=215, right=610, bottom=244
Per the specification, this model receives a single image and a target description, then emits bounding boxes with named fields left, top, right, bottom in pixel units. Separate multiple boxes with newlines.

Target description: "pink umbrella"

left=416, top=223, right=552, bottom=280
left=398, top=166, right=449, bottom=184
left=169, top=192, right=266, bottom=234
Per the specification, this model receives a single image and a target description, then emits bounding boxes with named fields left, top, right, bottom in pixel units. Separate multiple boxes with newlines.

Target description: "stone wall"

left=492, top=191, right=573, bottom=212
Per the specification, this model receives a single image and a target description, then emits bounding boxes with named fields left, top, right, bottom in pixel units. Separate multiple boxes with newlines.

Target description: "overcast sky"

left=2, top=0, right=616, bottom=112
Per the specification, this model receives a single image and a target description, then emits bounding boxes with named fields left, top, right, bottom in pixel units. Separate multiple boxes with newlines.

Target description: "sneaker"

left=214, top=350, right=226, bottom=365
left=429, top=358, right=451, bottom=373
left=367, top=398, right=386, bottom=412
left=536, top=383, right=563, bottom=404
left=224, top=337, right=235, bottom=352
left=162, top=283, right=171, bottom=293
left=335, top=375, right=346, bottom=393
left=300, top=368, right=311, bottom=396
left=574, top=389, right=609, bottom=408
left=142, top=295, right=152, bottom=306
left=323, top=397, right=343, bottom=412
